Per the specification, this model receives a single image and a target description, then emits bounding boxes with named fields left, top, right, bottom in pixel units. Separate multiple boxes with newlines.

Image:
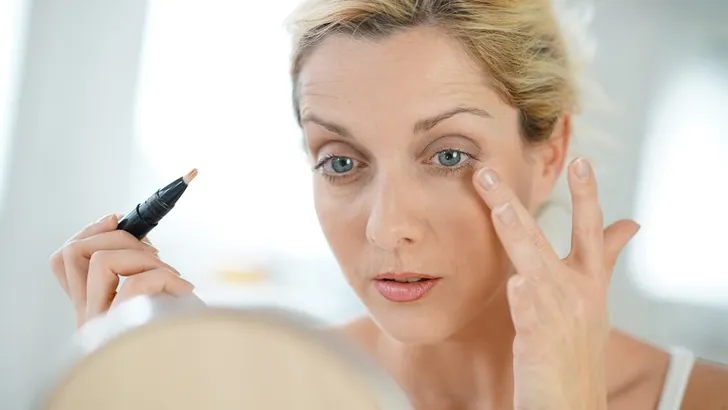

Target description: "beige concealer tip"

left=182, top=168, right=198, bottom=184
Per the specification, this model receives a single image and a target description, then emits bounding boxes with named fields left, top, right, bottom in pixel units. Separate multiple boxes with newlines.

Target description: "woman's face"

left=299, top=26, right=563, bottom=344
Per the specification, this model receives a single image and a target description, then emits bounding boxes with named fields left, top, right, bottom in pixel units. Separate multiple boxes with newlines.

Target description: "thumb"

left=603, top=219, right=640, bottom=277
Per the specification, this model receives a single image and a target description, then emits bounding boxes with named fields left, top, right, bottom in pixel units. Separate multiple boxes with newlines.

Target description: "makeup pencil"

left=117, top=168, right=198, bottom=239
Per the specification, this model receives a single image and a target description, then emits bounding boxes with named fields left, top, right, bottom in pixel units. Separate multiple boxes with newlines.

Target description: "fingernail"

left=479, top=169, right=499, bottom=191
left=574, top=158, right=591, bottom=181
left=144, top=243, right=159, bottom=254
left=495, top=202, right=517, bottom=226
left=95, top=214, right=113, bottom=224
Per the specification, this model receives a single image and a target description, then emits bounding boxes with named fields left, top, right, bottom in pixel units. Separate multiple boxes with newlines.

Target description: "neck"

left=377, top=289, right=515, bottom=410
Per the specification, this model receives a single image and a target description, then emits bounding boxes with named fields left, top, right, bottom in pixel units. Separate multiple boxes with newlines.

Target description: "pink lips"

left=373, top=273, right=441, bottom=303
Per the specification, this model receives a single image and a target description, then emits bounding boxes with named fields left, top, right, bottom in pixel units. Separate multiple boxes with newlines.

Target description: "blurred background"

left=0, top=0, right=726, bottom=408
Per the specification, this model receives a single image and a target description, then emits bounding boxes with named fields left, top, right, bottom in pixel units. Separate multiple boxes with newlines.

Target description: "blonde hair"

left=286, top=0, right=585, bottom=144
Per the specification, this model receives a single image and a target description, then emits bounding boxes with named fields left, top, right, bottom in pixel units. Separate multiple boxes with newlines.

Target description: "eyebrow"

left=301, top=114, right=353, bottom=139
left=414, top=107, right=491, bottom=133
left=301, top=106, right=491, bottom=138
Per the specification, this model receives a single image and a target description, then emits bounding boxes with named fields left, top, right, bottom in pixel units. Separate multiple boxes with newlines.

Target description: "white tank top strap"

left=657, top=346, right=696, bottom=410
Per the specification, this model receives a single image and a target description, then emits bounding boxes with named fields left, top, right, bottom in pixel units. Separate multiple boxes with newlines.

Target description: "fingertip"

left=570, top=157, right=592, bottom=182
left=96, top=213, right=118, bottom=228
left=107, top=213, right=125, bottom=228
left=144, top=243, right=160, bottom=256
left=94, top=213, right=111, bottom=223
left=567, top=158, right=599, bottom=201
left=472, top=166, right=485, bottom=186
left=603, top=219, right=641, bottom=271
left=630, top=222, right=641, bottom=240
left=93, top=213, right=120, bottom=231
left=140, top=237, right=159, bottom=253
left=175, top=277, right=196, bottom=295
left=613, top=218, right=641, bottom=238
left=475, top=167, right=499, bottom=192
left=91, top=214, right=115, bottom=227
left=185, top=278, right=196, bottom=290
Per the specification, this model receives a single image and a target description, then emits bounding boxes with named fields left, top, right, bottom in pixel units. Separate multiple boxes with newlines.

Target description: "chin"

left=366, top=302, right=462, bottom=345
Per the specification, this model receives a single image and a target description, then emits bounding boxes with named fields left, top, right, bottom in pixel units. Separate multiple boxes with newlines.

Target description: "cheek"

left=312, top=179, right=367, bottom=263
left=429, top=181, right=493, bottom=239
left=427, top=180, right=504, bottom=273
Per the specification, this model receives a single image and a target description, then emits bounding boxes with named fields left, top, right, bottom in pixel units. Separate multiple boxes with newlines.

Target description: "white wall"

left=0, top=1, right=149, bottom=408
left=589, top=3, right=728, bottom=360
left=0, top=1, right=726, bottom=409
left=0, top=0, right=28, bottom=210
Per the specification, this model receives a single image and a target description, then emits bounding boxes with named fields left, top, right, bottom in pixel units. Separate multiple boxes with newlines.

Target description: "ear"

left=528, top=114, right=572, bottom=208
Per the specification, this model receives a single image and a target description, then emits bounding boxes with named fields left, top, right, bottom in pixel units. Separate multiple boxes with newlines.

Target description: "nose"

left=365, top=176, right=425, bottom=251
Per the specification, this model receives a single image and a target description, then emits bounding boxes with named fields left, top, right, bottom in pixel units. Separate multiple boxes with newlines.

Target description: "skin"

left=49, top=25, right=728, bottom=410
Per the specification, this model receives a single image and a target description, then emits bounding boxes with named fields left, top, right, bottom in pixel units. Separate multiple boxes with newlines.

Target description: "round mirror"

left=37, top=295, right=410, bottom=410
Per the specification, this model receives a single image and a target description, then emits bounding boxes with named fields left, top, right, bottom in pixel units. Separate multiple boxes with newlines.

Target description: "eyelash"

left=312, top=154, right=362, bottom=184
left=429, top=149, right=477, bottom=176
left=313, top=149, right=478, bottom=184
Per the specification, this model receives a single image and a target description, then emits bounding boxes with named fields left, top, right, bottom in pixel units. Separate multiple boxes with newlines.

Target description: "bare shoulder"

left=606, top=335, right=728, bottom=410
left=681, top=359, right=728, bottom=409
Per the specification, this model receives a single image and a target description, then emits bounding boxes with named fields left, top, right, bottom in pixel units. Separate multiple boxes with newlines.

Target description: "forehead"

left=297, top=26, right=506, bottom=121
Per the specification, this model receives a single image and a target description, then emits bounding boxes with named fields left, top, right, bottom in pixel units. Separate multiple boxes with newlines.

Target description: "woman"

left=49, top=0, right=728, bottom=408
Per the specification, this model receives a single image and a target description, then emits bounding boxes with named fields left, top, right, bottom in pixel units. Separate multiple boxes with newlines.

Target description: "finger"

left=140, top=237, right=159, bottom=256
left=85, top=249, right=179, bottom=320
left=64, top=227, right=148, bottom=325
left=110, top=269, right=195, bottom=309
left=62, top=229, right=159, bottom=302
left=71, top=230, right=159, bottom=259
left=567, top=158, right=604, bottom=274
left=491, top=201, right=553, bottom=278
left=69, top=214, right=120, bottom=244
left=474, top=167, right=559, bottom=263
left=50, top=214, right=119, bottom=294
left=506, top=275, right=538, bottom=334
left=602, top=219, right=640, bottom=279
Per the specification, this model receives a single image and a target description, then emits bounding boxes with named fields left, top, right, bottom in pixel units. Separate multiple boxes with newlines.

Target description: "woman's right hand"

left=49, top=214, right=195, bottom=328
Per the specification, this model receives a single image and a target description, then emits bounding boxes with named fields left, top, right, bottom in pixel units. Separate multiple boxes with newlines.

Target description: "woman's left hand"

left=474, top=158, right=640, bottom=410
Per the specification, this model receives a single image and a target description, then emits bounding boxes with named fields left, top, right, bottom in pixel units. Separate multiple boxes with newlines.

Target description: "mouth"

left=372, top=273, right=442, bottom=303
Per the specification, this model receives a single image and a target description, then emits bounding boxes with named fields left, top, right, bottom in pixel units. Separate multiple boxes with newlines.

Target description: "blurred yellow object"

left=219, top=267, right=269, bottom=284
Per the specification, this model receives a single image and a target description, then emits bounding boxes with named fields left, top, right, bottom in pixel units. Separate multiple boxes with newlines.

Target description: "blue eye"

left=329, top=156, right=354, bottom=173
left=316, top=155, right=355, bottom=174
left=434, top=150, right=469, bottom=167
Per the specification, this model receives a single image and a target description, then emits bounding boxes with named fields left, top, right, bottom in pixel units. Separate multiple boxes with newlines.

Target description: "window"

left=630, top=61, right=728, bottom=306
left=0, top=0, right=28, bottom=214
left=133, top=1, right=363, bottom=322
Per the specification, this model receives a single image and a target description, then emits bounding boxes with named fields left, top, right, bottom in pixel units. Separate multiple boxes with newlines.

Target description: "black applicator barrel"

left=117, top=169, right=198, bottom=240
